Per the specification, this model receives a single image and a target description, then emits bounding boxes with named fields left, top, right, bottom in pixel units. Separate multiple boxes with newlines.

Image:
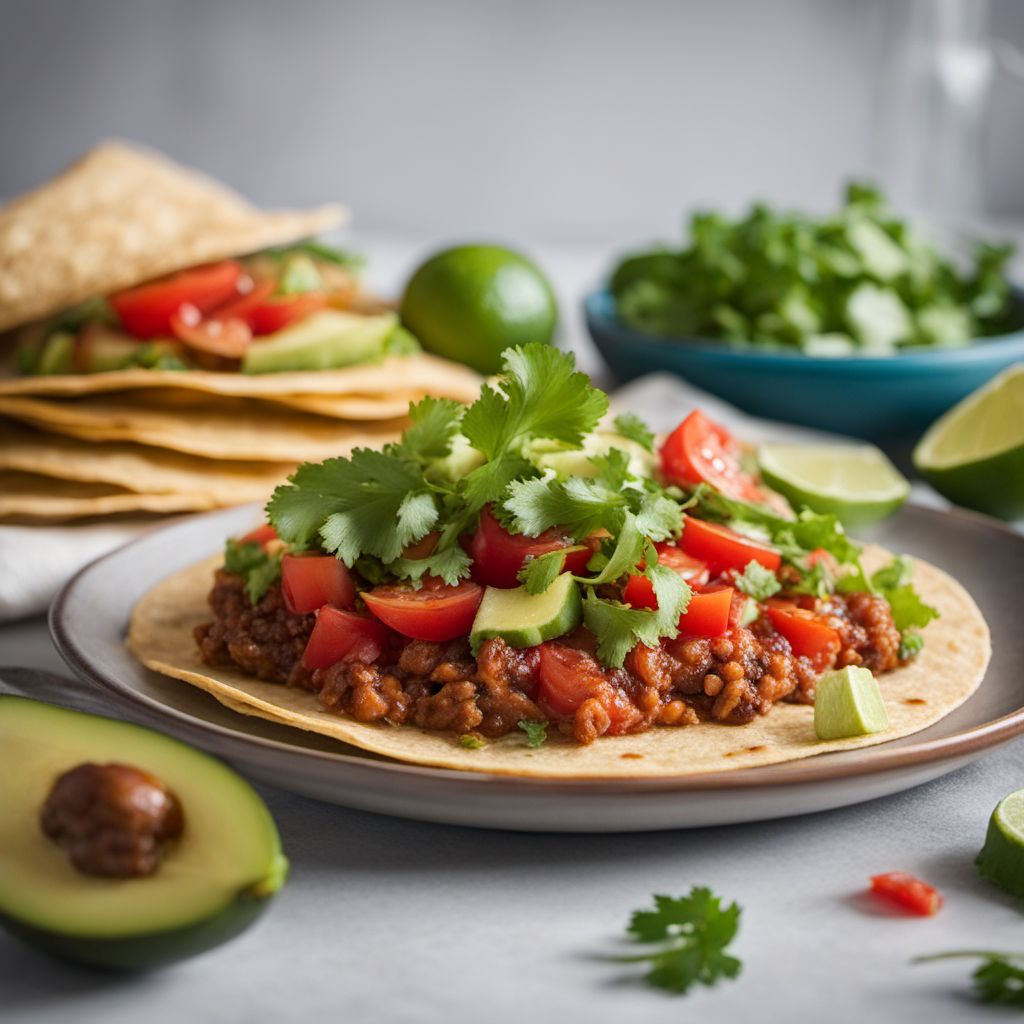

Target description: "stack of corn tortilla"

left=0, top=143, right=480, bottom=523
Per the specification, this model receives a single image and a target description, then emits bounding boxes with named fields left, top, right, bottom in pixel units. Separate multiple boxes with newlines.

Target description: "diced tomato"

left=211, top=281, right=327, bottom=336
left=680, top=516, right=781, bottom=575
left=362, top=580, right=483, bottom=642
left=402, top=532, right=440, bottom=560
left=469, top=505, right=591, bottom=589
left=169, top=304, right=252, bottom=358
left=869, top=872, right=943, bottom=916
left=111, top=261, right=244, bottom=338
left=806, top=547, right=839, bottom=573
left=281, top=554, right=356, bottom=615
left=250, top=293, right=327, bottom=335
left=678, top=586, right=734, bottom=637
left=766, top=605, right=840, bottom=671
left=238, top=524, right=278, bottom=547
left=536, top=644, right=638, bottom=733
left=623, top=543, right=709, bottom=610
left=660, top=410, right=763, bottom=500
left=302, top=607, right=388, bottom=671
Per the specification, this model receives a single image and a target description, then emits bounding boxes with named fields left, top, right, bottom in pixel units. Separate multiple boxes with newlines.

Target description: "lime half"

left=914, top=364, right=1024, bottom=521
left=976, top=789, right=1024, bottom=898
left=757, top=442, right=910, bottom=527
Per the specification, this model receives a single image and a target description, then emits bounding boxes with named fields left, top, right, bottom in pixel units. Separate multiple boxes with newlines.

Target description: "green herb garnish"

left=517, top=719, right=547, bottom=748
left=915, top=952, right=1024, bottom=1008
left=613, top=412, right=656, bottom=452
left=266, top=240, right=364, bottom=270
left=617, top=887, right=743, bottom=995
left=224, top=538, right=282, bottom=605
left=458, top=734, right=485, bottom=750
left=733, top=559, right=782, bottom=601
left=610, top=182, right=1014, bottom=352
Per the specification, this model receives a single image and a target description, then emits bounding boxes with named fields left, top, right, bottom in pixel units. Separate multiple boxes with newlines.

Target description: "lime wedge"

left=913, top=365, right=1024, bottom=520
left=814, top=666, right=890, bottom=740
left=757, top=443, right=910, bottom=527
left=976, top=789, right=1024, bottom=898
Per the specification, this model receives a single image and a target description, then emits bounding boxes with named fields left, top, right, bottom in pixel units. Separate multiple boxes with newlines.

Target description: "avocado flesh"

left=470, top=573, right=582, bottom=653
left=242, top=309, right=399, bottom=373
left=0, top=697, right=286, bottom=968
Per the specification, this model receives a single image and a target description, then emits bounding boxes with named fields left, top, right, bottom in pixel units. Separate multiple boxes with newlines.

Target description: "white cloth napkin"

left=0, top=519, right=155, bottom=622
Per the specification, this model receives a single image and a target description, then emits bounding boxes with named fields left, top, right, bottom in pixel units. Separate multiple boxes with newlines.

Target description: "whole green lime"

left=400, top=244, right=558, bottom=374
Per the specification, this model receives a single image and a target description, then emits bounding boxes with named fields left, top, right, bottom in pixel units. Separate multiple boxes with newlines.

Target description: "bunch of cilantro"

left=610, top=182, right=1014, bottom=353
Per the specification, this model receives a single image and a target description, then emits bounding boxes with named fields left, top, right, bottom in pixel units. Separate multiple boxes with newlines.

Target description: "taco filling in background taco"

left=128, top=344, right=991, bottom=776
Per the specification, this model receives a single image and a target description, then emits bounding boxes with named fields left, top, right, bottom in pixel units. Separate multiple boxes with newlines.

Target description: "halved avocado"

left=0, top=697, right=287, bottom=970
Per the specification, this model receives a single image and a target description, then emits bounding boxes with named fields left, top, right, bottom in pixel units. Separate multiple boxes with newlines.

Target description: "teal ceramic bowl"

left=584, top=288, right=1024, bottom=440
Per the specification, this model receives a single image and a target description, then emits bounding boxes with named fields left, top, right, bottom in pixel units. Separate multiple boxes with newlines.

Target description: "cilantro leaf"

left=518, top=549, right=576, bottom=595
left=613, top=412, right=655, bottom=452
left=461, top=344, right=608, bottom=459
left=898, top=632, right=924, bottom=660
left=390, top=543, right=473, bottom=587
left=399, top=397, right=464, bottom=463
left=503, top=473, right=628, bottom=540
left=733, top=560, right=782, bottom=601
left=837, top=555, right=939, bottom=637
left=459, top=734, right=485, bottom=750
left=619, top=887, right=743, bottom=995
left=517, top=719, right=548, bottom=748
left=583, top=561, right=691, bottom=667
left=914, top=952, right=1024, bottom=1008
left=223, top=539, right=281, bottom=605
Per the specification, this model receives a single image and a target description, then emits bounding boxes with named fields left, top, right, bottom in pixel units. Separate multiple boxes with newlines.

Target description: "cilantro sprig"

left=915, top=952, right=1024, bottom=1008
left=617, top=887, right=743, bottom=995
left=223, top=539, right=281, bottom=605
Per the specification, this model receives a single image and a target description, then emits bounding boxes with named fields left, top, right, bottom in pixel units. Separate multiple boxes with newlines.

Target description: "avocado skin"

left=0, top=883, right=280, bottom=971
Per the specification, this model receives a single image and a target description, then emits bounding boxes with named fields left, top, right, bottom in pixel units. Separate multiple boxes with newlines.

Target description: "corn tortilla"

left=0, top=472, right=223, bottom=521
left=0, top=141, right=344, bottom=333
left=128, top=545, right=990, bottom=779
left=0, top=352, right=481, bottom=403
left=0, top=422, right=293, bottom=499
left=0, top=393, right=407, bottom=462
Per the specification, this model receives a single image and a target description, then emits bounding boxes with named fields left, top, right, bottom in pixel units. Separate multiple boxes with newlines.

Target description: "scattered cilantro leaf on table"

left=617, top=887, right=743, bottom=995
left=223, top=539, right=281, bottom=605
left=914, top=952, right=1024, bottom=1008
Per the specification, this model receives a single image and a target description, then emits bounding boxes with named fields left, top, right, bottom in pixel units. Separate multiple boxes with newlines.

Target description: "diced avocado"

left=529, top=430, right=657, bottom=481
left=813, top=666, right=890, bottom=740
left=426, top=433, right=486, bottom=483
left=738, top=596, right=759, bottom=628
left=35, top=332, right=76, bottom=375
left=0, top=697, right=287, bottom=970
left=241, top=310, right=399, bottom=374
left=382, top=324, right=421, bottom=356
left=469, top=572, right=582, bottom=653
left=277, top=253, right=323, bottom=295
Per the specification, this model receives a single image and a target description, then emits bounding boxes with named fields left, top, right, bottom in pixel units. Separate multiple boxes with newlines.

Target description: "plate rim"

left=50, top=501, right=1024, bottom=794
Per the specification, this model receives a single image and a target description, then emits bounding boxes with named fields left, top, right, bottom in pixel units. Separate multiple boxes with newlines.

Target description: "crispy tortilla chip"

left=0, top=471, right=221, bottom=521
left=0, top=141, right=345, bottom=333
left=0, top=352, right=481, bottom=403
left=0, top=392, right=407, bottom=462
left=128, top=546, right=991, bottom=779
left=0, top=421, right=293, bottom=499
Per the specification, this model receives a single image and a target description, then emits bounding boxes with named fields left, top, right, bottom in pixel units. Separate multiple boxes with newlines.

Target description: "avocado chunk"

left=469, top=572, right=582, bottom=654
left=528, top=430, right=657, bottom=481
left=35, top=332, right=76, bottom=375
left=0, top=697, right=287, bottom=970
left=813, top=665, right=890, bottom=740
left=241, top=309, right=400, bottom=374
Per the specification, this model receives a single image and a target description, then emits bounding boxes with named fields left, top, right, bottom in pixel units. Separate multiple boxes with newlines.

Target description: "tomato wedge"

left=680, top=516, right=781, bottom=574
left=537, top=644, right=607, bottom=714
left=281, top=555, right=356, bottom=615
left=469, top=505, right=591, bottom=589
left=238, top=524, right=278, bottom=547
left=170, top=304, right=252, bottom=358
left=623, top=544, right=709, bottom=610
left=766, top=605, right=840, bottom=671
left=111, top=261, right=243, bottom=338
left=250, top=293, right=327, bottom=335
left=678, top=586, right=734, bottom=637
left=363, top=580, right=483, bottom=642
left=660, top=410, right=763, bottom=500
left=303, top=607, right=388, bottom=671
left=869, top=872, right=943, bottom=916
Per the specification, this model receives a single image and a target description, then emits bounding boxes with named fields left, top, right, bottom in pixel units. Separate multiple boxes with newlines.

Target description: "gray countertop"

left=2, top=615, right=1023, bottom=1024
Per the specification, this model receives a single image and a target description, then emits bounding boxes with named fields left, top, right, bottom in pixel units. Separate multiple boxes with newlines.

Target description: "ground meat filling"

left=196, top=575, right=909, bottom=744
